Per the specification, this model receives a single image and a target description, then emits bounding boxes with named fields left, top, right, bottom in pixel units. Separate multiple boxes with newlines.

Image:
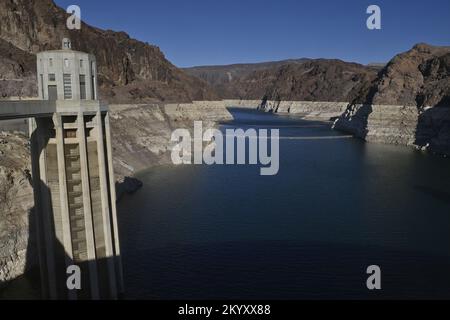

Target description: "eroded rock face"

left=358, top=44, right=450, bottom=107
left=109, top=102, right=233, bottom=178
left=0, top=0, right=217, bottom=102
left=0, top=39, right=36, bottom=98
left=333, top=44, right=450, bottom=155
left=183, top=59, right=310, bottom=98
left=0, top=133, right=35, bottom=287
left=333, top=104, right=419, bottom=145
left=206, top=59, right=379, bottom=102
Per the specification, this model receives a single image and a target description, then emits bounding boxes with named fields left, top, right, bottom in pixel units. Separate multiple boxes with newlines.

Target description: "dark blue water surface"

left=118, top=108, right=450, bottom=299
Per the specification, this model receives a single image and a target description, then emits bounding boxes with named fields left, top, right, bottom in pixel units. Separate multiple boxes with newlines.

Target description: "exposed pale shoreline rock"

left=224, top=99, right=450, bottom=156
left=223, top=99, right=348, bottom=121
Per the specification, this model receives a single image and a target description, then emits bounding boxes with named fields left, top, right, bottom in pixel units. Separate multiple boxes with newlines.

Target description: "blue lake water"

left=118, top=108, right=450, bottom=299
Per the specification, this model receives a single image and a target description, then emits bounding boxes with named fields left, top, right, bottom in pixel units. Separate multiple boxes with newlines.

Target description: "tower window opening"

left=80, top=75, right=86, bottom=100
left=64, top=58, right=70, bottom=68
left=49, top=58, right=53, bottom=67
left=63, top=74, right=72, bottom=100
left=64, top=129, right=77, bottom=139
left=40, top=74, right=44, bottom=98
left=48, top=85, right=57, bottom=101
left=49, top=74, right=56, bottom=82
left=80, top=59, right=84, bottom=68
left=91, top=61, right=96, bottom=100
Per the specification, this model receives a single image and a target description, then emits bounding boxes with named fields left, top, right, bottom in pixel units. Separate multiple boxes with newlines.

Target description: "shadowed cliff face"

left=0, top=0, right=217, bottom=102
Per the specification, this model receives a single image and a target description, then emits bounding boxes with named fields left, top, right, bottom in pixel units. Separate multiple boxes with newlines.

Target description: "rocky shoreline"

left=333, top=103, right=450, bottom=157
left=224, top=99, right=450, bottom=156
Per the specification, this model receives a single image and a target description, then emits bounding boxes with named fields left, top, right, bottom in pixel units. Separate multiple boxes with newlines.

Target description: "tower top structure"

left=37, top=38, right=98, bottom=101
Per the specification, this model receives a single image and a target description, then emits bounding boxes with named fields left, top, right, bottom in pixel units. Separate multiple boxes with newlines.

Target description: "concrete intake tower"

left=25, top=38, right=123, bottom=299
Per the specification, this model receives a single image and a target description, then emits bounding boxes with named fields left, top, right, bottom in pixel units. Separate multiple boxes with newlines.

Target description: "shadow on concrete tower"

left=29, top=38, right=123, bottom=300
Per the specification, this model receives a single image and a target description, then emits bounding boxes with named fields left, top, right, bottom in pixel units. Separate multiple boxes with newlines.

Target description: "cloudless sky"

left=55, top=0, right=450, bottom=67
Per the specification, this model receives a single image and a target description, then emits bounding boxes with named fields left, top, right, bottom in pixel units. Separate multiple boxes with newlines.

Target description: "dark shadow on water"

left=122, top=240, right=450, bottom=300
left=116, top=177, right=143, bottom=202
left=414, top=185, right=450, bottom=204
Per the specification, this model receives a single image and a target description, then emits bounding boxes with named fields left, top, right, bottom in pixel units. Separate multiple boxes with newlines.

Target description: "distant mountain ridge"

left=184, top=59, right=309, bottom=84
left=0, top=0, right=217, bottom=102
left=186, top=58, right=381, bottom=102
left=186, top=44, right=450, bottom=108
left=0, top=1, right=448, bottom=108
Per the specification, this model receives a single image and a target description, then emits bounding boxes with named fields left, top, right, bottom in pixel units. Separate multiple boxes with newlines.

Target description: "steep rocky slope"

left=202, top=59, right=379, bottom=102
left=354, top=43, right=450, bottom=106
left=184, top=59, right=309, bottom=98
left=334, top=44, right=450, bottom=155
left=0, top=132, right=35, bottom=290
left=0, top=39, right=36, bottom=98
left=110, top=102, right=233, bottom=178
left=0, top=0, right=217, bottom=102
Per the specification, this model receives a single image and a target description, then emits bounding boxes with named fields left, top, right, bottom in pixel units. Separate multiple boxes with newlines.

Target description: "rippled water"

left=118, top=108, right=450, bottom=299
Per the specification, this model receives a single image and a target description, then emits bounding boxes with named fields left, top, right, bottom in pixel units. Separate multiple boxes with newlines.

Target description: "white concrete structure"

left=37, top=38, right=97, bottom=101
left=0, top=39, right=123, bottom=300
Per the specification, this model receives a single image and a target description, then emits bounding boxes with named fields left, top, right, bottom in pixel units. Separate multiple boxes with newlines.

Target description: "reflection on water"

left=118, top=108, right=450, bottom=299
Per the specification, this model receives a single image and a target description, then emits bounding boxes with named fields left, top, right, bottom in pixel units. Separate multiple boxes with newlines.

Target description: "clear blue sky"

left=55, top=0, right=450, bottom=67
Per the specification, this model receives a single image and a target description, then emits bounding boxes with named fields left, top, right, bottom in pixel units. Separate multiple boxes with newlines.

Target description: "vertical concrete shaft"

left=36, top=119, right=58, bottom=299
left=29, top=118, right=50, bottom=299
left=104, top=112, right=124, bottom=294
left=53, top=114, right=76, bottom=300
left=77, top=112, right=100, bottom=299
left=95, top=111, right=118, bottom=299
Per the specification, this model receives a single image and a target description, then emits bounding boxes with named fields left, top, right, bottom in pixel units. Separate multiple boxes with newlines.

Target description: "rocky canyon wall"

left=333, top=104, right=450, bottom=156
left=0, top=133, right=35, bottom=291
left=223, top=99, right=348, bottom=121
left=224, top=99, right=450, bottom=156
left=110, top=101, right=233, bottom=179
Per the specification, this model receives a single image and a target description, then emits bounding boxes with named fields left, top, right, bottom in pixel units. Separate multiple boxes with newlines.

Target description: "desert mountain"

left=0, top=38, right=36, bottom=98
left=189, top=43, right=450, bottom=108
left=183, top=59, right=310, bottom=97
left=0, top=0, right=217, bottom=102
left=190, top=58, right=379, bottom=102
left=355, top=43, right=450, bottom=107
left=0, top=1, right=448, bottom=107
